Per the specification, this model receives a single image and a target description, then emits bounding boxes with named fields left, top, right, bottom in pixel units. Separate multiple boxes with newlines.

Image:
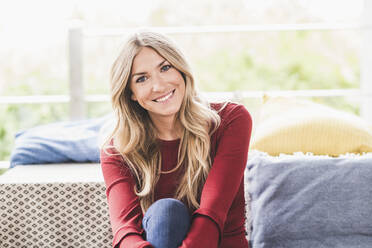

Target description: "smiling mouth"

left=153, top=90, right=175, bottom=102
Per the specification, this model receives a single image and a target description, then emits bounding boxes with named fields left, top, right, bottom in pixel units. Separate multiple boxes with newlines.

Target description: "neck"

left=150, top=115, right=182, bottom=141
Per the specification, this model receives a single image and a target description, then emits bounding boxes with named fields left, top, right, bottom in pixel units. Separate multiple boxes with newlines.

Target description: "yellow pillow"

left=251, top=96, right=372, bottom=156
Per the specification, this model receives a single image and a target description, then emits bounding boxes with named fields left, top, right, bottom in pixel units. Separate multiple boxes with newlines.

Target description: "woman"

left=100, top=31, right=252, bottom=248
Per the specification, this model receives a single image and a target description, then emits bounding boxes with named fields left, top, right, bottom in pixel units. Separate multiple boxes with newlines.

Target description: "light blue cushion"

left=246, top=151, right=372, bottom=248
left=9, top=115, right=111, bottom=168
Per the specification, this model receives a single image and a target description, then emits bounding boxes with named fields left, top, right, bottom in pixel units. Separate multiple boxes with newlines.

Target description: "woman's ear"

left=131, top=92, right=137, bottom=101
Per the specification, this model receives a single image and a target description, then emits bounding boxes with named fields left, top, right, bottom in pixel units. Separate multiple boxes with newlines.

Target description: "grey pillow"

left=245, top=151, right=372, bottom=248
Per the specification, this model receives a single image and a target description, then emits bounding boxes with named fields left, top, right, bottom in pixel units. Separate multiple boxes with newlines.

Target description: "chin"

left=152, top=105, right=182, bottom=118
left=161, top=108, right=181, bottom=117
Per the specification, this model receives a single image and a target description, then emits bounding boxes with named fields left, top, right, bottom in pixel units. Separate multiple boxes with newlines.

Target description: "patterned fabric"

left=0, top=163, right=252, bottom=247
left=0, top=182, right=113, bottom=247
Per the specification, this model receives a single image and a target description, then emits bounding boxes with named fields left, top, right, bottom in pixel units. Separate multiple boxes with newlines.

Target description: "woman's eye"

left=136, top=76, right=147, bottom=83
left=161, top=65, right=172, bottom=72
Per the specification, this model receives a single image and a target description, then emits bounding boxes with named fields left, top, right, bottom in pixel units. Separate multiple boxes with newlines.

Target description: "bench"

left=0, top=163, right=252, bottom=247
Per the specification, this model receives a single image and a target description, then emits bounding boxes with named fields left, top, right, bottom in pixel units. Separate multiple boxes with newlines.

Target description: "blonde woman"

left=100, top=31, right=252, bottom=248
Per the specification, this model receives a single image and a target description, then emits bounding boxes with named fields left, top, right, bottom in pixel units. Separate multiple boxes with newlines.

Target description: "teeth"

left=155, top=91, right=173, bottom=102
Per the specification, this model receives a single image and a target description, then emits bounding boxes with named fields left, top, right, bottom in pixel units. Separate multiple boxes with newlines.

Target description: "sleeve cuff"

left=119, top=234, right=153, bottom=248
left=193, top=208, right=224, bottom=243
left=193, top=208, right=224, bottom=232
left=113, top=226, right=152, bottom=248
left=180, top=215, right=219, bottom=247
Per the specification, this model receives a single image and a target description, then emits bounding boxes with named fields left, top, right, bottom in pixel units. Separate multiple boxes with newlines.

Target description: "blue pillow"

left=246, top=151, right=372, bottom=248
left=9, top=115, right=112, bottom=168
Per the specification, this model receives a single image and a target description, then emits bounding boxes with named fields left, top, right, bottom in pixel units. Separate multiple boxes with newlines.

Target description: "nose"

left=151, top=73, right=166, bottom=92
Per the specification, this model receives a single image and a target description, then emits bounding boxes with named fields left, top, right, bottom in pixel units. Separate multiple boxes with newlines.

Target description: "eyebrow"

left=131, top=60, right=167, bottom=78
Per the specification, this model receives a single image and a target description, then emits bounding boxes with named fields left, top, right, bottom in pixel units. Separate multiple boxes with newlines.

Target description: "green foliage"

left=0, top=168, right=7, bottom=176
left=0, top=30, right=361, bottom=161
left=86, top=102, right=112, bottom=118
left=0, top=104, right=69, bottom=161
left=194, top=31, right=358, bottom=92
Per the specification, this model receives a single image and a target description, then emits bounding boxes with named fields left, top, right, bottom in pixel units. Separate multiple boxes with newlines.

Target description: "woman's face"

left=129, top=47, right=186, bottom=122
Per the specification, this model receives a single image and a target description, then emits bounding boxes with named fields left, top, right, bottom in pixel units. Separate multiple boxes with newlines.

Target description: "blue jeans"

left=142, top=198, right=191, bottom=248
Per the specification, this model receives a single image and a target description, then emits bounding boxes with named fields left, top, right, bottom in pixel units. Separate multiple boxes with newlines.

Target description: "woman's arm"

left=100, top=147, right=153, bottom=248
left=180, top=104, right=252, bottom=247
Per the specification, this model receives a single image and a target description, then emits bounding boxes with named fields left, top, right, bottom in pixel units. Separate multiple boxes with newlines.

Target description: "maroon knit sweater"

left=100, top=103, right=252, bottom=248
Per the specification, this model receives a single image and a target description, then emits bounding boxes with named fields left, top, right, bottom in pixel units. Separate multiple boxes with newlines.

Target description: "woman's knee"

left=147, top=198, right=188, bottom=214
left=142, top=198, right=191, bottom=247
left=143, top=198, right=190, bottom=229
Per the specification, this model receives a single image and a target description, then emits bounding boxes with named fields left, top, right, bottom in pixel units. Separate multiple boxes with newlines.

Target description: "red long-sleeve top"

left=100, top=103, right=252, bottom=248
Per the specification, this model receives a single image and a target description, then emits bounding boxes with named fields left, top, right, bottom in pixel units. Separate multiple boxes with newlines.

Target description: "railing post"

left=68, top=20, right=85, bottom=120
left=361, top=1, right=372, bottom=123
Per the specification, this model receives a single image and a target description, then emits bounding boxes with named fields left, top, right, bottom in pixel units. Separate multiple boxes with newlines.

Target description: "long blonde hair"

left=103, top=31, right=222, bottom=212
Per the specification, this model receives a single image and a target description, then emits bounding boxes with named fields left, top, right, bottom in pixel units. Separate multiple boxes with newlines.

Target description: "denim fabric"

left=142, top=198, right=190, bottom=248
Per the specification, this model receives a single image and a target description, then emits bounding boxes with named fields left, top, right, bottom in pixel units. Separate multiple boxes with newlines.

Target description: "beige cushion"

left=250, top=96, right=372, bottom=156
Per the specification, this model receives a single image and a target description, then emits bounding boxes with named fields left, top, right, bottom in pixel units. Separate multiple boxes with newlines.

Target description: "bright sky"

left=0, top=0, right=153, bottom=51
left=0, top=0, right=365, bottom=52
left=244, top=0, right=364, bottom=20
left=298, top=0, right=364, bottom=20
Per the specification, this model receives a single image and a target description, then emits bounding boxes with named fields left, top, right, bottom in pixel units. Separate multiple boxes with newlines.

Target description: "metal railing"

left=0, top=162, right=9, bottom=169
left=1, top=2, right=371, bottom=122
left=82, top=22, right=363, bottom=37
left=69, top=10, right=372, bottom=122
left=0, top=89, right=367, bottom=104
